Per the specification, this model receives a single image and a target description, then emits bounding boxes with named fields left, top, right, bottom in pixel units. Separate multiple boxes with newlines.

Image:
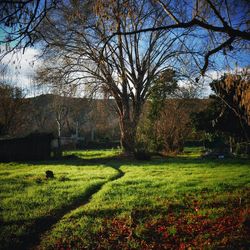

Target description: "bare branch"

left=201, top=36, right=236, bottom=75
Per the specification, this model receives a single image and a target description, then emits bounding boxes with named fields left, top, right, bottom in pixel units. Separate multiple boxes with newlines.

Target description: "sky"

left=0, top=45, right=249, bottom=98
left=0, top=0, right=249, bottom=98
left=0, top=46, right=42, bottom=96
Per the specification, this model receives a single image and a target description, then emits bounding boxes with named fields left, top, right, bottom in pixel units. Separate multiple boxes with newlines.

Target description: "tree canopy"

left=35, top=0, right=193, bottom=153
left=192, top=70, right=250, bottom=142
left=1, top=0, right=249, bottom=75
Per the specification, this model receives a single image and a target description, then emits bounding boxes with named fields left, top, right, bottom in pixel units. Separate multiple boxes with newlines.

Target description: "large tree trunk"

left=119, top=116, right=137, bottom=154
left=118, top=101, right=141, bottom=155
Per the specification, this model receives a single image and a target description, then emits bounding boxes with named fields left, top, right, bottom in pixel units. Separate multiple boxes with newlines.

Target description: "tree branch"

left=106, top=18, right=250, bottom=41
left=201, top=36, right=235, bottom=75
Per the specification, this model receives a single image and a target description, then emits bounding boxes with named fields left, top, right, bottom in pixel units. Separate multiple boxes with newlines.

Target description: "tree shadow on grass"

left=0, top=153, right=131, bottom=250
left=1, top=151, right=249, bottom=250
left=13, top=152, right=250, bottom=168
left=0, top=181, right=107, bottom=250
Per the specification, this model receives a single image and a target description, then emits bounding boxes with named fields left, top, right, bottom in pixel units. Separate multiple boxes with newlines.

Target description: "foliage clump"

left=191, top=70, right=250, bottom=156
left=137, top=69, right=203, bottom=155
left=0, top=82, right=26, bottom=137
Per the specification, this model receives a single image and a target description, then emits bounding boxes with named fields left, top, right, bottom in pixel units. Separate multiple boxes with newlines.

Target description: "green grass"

left=0, top=148, right=249, bottom=249
left=0, top=150, right=119, bottom=250
left=63, top=149, right=120, bottom=159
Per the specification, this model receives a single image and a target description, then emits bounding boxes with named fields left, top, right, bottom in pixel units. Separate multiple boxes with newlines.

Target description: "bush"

left=235, top=142, right=250, bottom=157
left=204, top=136, right=227, bottom=151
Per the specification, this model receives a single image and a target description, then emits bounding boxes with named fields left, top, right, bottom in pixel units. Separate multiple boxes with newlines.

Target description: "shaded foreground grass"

left=0, top=149, right=249, bottom=249
left=0, top=150, right=119, bottom=250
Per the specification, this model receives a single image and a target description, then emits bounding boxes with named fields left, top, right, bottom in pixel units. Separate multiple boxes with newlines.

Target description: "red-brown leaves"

left=53, top=199, right=250, bottom=249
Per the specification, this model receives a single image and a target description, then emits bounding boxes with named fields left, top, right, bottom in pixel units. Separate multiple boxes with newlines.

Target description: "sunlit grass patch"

left=0, top=148, right=249, bottom=249
left=63, top=149, right=121, bottom=159
left=180, top=146, right=204, bottom=157
left=0, top=159, right=118, bottom=250
left=38, top=153, right=250, bottom=249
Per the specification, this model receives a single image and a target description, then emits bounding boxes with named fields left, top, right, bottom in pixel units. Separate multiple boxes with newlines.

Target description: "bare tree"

left=0, top=0, right=59, bottom=59
left=1, top=0, right=249, bottom=76
left=30, top=102, right=53, bottom=132
left=0, top=82, right=26, bottom=136
left=36, top=0, right=191, bottom=154
left=107, top=0, right=250, bottom=75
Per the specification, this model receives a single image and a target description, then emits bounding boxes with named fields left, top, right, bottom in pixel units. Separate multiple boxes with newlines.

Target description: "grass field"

left=0, top=149, right=249, bottom=249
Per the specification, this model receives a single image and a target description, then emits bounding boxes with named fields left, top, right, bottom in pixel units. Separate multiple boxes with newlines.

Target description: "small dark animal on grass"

left=46, top=170, right=54, bottom=179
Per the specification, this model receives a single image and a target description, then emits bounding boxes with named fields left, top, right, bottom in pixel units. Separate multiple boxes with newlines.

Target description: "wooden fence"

left=0, top=133, right=53, bottom=162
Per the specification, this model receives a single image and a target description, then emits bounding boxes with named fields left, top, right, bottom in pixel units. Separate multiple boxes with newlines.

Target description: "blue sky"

left=0, top=41, right=249, bottom=98
left=0, top=1, right=249, bottom=98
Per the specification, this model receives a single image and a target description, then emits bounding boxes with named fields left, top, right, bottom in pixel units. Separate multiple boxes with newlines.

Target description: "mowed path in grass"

left=0, top=150, right=120, bottom=250
left=0, top=149, right=250, bottom=249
